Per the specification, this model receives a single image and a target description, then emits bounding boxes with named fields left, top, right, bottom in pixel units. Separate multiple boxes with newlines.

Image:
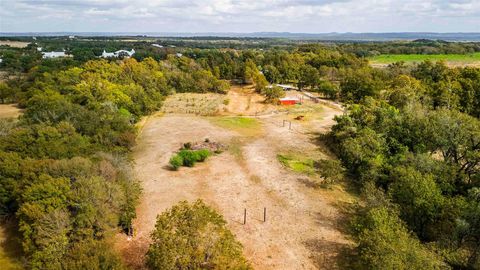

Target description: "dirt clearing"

left=117, top=91, right=354, bottom=269
left=0, top=104, right=22, bottom=118
left=0, top=41, right=30, bottom=48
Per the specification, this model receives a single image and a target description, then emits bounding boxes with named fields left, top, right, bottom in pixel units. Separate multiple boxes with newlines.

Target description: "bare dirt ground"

left=116, top=88, right=354, bottom=269
left=0, top=104, right=22, bottom=118
left=224, top=85, right=277, bottom=115
left=0, top=41, right=30, bottom=48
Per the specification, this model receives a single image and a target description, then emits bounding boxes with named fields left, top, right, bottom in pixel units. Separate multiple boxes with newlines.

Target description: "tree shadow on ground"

left=304, top=238, right=358, bottom=270
left=305, top=198, right=360, bottom=269
left=0, top=218, right=25, bottom=268
left=308, top=131, right=336, bottom=157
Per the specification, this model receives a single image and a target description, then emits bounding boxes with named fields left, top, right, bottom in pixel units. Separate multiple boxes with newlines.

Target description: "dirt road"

left=117, top=96, right=353, bottom=269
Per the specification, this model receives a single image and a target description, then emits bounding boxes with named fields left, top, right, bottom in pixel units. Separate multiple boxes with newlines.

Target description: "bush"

left=170, top=149, right=212, bottom=169
left=178, top=150, right=197, bottom=167
left=183, top=142, right=192, bottom=150
left=315, top=159, right=345, bottom=184
left=196, top=149, right=211, bottom=162
left=169, top=155, right=183, bottom=170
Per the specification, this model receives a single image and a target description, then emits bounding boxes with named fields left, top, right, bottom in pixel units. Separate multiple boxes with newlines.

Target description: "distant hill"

left=1, top=32, right=480, bottom=41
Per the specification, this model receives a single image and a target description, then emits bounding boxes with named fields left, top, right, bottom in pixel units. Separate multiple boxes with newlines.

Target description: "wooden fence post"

left=243, top=208, right=247, bottom=225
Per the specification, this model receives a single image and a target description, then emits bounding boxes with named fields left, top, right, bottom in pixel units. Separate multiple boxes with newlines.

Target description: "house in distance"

left=42, top=51, right=71, bottom=59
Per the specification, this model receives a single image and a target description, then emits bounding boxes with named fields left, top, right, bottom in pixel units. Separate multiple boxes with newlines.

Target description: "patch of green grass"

left=369, top=52, right=480, bottom=64
left=277, top=153, right=316, bottom=175
left=228, top=138, right=245, bottom=161
left=209, top=116, right=262, bottom=137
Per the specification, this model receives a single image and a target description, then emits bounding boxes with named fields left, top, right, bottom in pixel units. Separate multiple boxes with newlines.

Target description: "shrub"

left=183, top=142, right=192, bottom=150
left=170, top=149, right=212, bottom=169
left=196, top=149, right=211, bottom=162
left=178, top=150, right=197, bottom=167
left=315, top=159, right=345, bottom=184
left=169, top=155, right=183, bottom=170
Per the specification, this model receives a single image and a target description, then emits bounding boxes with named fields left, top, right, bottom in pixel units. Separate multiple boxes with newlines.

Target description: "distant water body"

left=1, top=32, right=480, bottom=41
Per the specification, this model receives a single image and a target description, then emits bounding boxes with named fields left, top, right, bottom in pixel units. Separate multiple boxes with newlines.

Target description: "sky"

left=0, top=0, right=479, bottom=33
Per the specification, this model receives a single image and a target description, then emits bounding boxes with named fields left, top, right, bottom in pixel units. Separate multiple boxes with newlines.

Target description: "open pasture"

left=369, top=52, right=480, bottom=67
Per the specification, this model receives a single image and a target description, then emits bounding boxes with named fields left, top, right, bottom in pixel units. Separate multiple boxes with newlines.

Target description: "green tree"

left=146, top=200, right=250, bottom=270
left=62, top=239, right=126, bottom=270
left=389, top=166, right=445, bottom=240
left=253, top=72, right=269, bottom=93
left=298, top=65, right=320, bottom=90
left=315, top=159, right=345, bottom=184
left=354, top=206, right=447, bottom=270
left=262, top=65, right=280, bottom=83
left=263, top=86, right=285, bottom=104
left=316, top=80, right=339, bottom=99
left=70, top=176, right=124, bottom=240
left=0, top=82, right=16, bottom=103
left=17, top=174, right=71, bottom=259
left=340, top=68, right=384, bottom=102
left=243, top=59, right=259, bottom=84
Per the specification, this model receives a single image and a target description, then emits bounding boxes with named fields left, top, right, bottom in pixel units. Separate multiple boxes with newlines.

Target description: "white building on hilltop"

left=101, top=49, right=135, bottom=58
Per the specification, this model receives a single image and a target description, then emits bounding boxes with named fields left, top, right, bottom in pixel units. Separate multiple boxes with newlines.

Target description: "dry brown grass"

left=0, top=41, right=30, bottom=48
left=161, top=93, right=227, bottom=115
left=0, top=104, right=22, bottom=118
left=117, top=99, right=355, bottom=269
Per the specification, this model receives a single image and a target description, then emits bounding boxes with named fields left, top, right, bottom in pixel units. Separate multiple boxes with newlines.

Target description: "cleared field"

left=0, top=104, right=22, bottom=118
left=161, top=92, right=227, bottom=115
left=117, top=93, right=356, bottom=269
left=369, top=52, right=480, bottom=66
left=209, top=116, right=263, bottom=137
left=160, top=85, right=278, bottom=116
left=0, top=41, right=30, bottom=48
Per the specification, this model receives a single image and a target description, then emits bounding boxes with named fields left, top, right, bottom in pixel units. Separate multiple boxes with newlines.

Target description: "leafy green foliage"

left=170, top=149, right=212, bottom=169
left=61, top=239, right=126, bottom=270
left=328, top=69, right=480, bottom=267
left=315, top=159, right=345, bottom=184
left=1, top=37, right=480, bottom=269
left=169, top=155, right=183, bottom=171
left=262, top=86, right=285, bottom=104
left=146, top=200, right=251, bottom=270
left=353, top=206, right=446, bottom=270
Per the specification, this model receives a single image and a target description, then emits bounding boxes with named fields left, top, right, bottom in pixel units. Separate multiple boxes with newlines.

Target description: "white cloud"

left=0, top=0, right=478, bottom=32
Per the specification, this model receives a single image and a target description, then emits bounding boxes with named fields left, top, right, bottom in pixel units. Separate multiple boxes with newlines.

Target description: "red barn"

left=279, top=97, right=300, bottom=105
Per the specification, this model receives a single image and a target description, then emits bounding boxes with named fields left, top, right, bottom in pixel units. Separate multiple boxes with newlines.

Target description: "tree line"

left=0, top=56, right=229, bottom=269
left=326, top=70, right=480, bottom=269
